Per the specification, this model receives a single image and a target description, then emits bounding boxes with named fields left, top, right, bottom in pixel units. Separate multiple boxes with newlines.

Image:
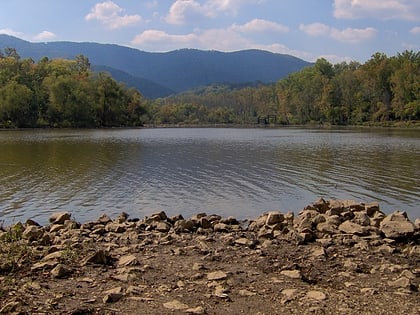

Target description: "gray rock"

left=103, top=287, right=123, bottom=303
left=213, top=223, right=229, bottom=232
left=22, top=225, right=43, bottom=241
left=185, top=306, right=206, bottom=314
left=117, top=254, right=137, bottom=267
left=388, top=276, right=412, bottom=290
left=353, top=211, right=371, bottom=226
left=306, top=290, right=327, bottom=300
left=155, top=221, right=171, bottom=232
left=338, top=221, right=369, bottom=236
left=207, top=270, right=228, bottom=281
left=50, top=264, right=72, bottom=278
left=163, top=299, right=189, bottom=310
left=96, top=214, right=112, bottom=224
left=174, top=219, right=195, bottom=232
left=49, top=212, right=71, bottom=225
left=380, top=211, right=415, bottom=239
left=316, top=222, right=338, bottom=235
left=280, top=269, right=302, bottom=279
left=82, top=250, right=112, bottom=266
left=265, top=211, right=284, bottom=225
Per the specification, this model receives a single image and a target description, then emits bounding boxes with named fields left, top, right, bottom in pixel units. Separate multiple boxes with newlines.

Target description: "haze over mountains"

left=0, top=35, right=312, bottom=98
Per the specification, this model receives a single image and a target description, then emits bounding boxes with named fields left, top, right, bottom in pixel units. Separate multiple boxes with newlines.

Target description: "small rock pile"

left=0, top=198, right=419, bottom=315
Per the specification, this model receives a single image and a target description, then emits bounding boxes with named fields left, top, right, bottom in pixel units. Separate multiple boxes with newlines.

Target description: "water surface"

left=1, top=128, right=419, bottom=225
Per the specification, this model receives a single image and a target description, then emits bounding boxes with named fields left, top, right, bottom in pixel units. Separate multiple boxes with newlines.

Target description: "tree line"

left=0, top=48, right=144, bottom=128
left=153, top=51, right=419, bottom=126
left=0, top=48, right=418, bottom=128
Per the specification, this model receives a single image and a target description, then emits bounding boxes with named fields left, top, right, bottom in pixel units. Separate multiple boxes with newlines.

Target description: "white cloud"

left=130, top=25, right=309, bottom=60
left=330, top=27, right=377, bottom=43
left=333, top=0, right=420, bottom=21
left=300, top=23, right=377, bottom=43
left=0, top=28, right=23, bottom=37
left=131, top=29, right=198, bottom=49
left=33, top=31, right=56, bottom=41
left=232, top=19, right=289, bottom=33
left=165, top=0, right=207, bottom=25
left=165, top=0, right=263, bottom=24
left=410, top=26, right=420, bottom=34
left=85, top=1, right=141, bottom=30
left=299, top=23, right=330, bottom=36
left=318, top=54, right=354, bottom=64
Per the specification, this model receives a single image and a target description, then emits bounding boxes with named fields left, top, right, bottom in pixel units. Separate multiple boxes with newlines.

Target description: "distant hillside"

left=93, top=65, right=175, bottom=99
left=0, top=35, right=312, bottom=98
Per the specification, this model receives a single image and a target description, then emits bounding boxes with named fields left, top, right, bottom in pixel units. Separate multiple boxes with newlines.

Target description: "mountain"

left=0, top=35, right=312, bottom=98
left=93, top=65, right=175, bottom=99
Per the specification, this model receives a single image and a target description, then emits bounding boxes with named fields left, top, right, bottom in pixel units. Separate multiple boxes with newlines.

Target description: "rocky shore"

left=1, top=199, right=419, bottom=315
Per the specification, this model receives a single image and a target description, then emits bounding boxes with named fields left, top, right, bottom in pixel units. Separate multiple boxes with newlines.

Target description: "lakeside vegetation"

left=0, top=48, right=419, bottom=128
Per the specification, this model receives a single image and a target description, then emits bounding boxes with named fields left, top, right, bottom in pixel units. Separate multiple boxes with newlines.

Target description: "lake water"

left=0, top=127, right=419, bottom=225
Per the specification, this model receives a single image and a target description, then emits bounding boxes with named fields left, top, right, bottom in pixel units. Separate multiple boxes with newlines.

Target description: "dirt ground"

left=1, top=202, right=419, bottom=315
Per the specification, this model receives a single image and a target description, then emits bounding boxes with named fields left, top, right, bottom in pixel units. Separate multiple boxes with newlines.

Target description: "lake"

left=0, top=127, right=419, bottom=225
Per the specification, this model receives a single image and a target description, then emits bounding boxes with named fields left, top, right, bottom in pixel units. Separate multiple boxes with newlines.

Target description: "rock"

left=213, top=223, right=229, bottom=232
left=117, top=254, right=137, bottom=267
left=82, top=250, right=112, bottom=266
left=103, top=287, right=123, bottom=303
left=280, top=269, right=302, bottom=279
left=117, top=212, right=129, bottom=223
left=313, top=198, right=329, bottom=213
left=257, top=226, right=274, bottom=239
left=49, top=212, right=71, bottom=225
left=360, top=288, right=377, bottom=295
left=365, top=202, right=380, bottom=216
left=96, top=214, right=112, bottom=224
left=316, top=222, right=337, bottom=235
left=192, top=263, right=206, bottom=271
left=306, top=290, right=327, bottom=300
left=338, top=221, right=369, bottom=236
left=235, top=237, right=253, bottom=246
left=31, top=260, right=59, bottom=271
left=105, top=222, right=126, bottom=233
left=49, top=224, right=65, bottom=233
left=185, top=306, right=206, bottom=314
left=207, top=271, right=228, bottom=281
left=163, top=299, right=189, bottom=310
left=353, top=211, right=371, bottom=226
left=0, top=301, right=20, bottom=314
left=22, top=225, right=43, bottom=241
left=50, top=264, right=72, bottom=278
left=174, top=219, right=195, bottom=232
left=155, top=221, right=171, bottom=232
left=380, top=211, right=415, bottom=239
left=239, top=289, right=256, bottom=296
left=265, top=211, right=284, bottom=225
left=311, top=247, right=326, bottom=258
left=388, top=276, right=412, bottom=290
left=42, top=250, right=65, bottom=261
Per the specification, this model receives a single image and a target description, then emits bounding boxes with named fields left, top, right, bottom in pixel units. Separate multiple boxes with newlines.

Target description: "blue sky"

left=0, top=0, right=419, bottom=63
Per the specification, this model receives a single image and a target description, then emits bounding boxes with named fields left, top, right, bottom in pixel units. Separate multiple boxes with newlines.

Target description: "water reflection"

left=0, top=128, right=419, bottom=225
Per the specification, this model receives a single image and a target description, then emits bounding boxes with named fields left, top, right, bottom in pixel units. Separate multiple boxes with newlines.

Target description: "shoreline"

left=1, top=198, right=419, bottom=314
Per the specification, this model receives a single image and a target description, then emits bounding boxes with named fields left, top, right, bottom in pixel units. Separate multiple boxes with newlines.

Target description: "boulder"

left=207, top=271, right=228, bottom=281
left=338, top=221, right=369, bottom=236
left=22, top=225, right=43, bottom=242
left=49, top=212, right=71, bottom=225
left=380, top=211, right=415, bottom=239
left=265, top=211, right=284, bottom=225
left=50, top=264, right=72, bottom=278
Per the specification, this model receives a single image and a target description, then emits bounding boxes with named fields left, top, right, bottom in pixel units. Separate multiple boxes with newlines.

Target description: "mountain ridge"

left=0, top=35, right=312, bottom=98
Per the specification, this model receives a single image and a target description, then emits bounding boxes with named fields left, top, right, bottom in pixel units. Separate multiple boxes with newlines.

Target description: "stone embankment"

left=0, top=199, right=419, bottom=314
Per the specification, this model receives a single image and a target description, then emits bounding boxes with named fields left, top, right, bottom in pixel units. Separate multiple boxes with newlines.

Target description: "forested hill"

left=0, top=35, right=311, bottom=97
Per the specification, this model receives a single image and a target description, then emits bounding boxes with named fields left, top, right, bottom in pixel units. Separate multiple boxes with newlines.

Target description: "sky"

left=0, top=0, right=419, bottom=63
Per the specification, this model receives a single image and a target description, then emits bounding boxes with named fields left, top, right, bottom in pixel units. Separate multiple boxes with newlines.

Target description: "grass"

left=0, top=222, right=32, bottom=274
